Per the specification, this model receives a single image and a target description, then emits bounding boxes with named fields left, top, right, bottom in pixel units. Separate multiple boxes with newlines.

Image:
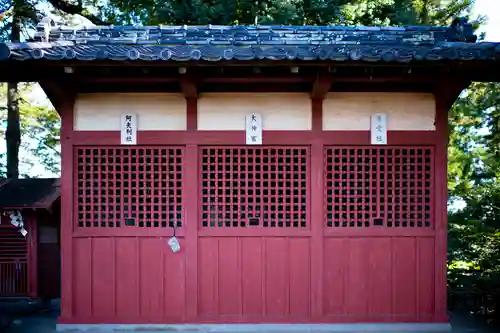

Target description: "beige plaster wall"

left=197, top=93, right=312, bottom=130
left=323, top=92, right=436, bottom=131
left=74, top=93, right=187, bottom=131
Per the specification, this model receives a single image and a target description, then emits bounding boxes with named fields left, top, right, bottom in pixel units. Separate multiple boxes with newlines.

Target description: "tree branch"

left=47, top=0, right=109, bottom=25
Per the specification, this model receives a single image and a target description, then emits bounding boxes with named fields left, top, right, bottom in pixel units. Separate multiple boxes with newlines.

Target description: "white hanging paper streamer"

left=7, top=211, right=27, bottom=237
left=10, top=211, right=22, bottom=228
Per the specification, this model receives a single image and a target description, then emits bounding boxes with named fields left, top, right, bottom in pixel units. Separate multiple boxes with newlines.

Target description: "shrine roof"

left=0, top=17, right=498, bottom=64
left=0, top=178, right=60, bottom=210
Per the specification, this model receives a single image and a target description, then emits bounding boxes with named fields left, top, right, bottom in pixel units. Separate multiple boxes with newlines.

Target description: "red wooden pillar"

left=310, top=98, right=324, bottom=319
left=59, top=96, right=75, bottom=320
left=27, top=213, right=38, bottom=299
left=434, top=92, right=450, bottom=322
left=185, top=97, right=199, bottom=320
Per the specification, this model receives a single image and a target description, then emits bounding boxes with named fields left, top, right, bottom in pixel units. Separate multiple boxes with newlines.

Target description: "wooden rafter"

left=311, top=72, right=334, bottom=99
left=39, top=79, right=76, bottom=114
left=179, top=73, right=199, bottom=98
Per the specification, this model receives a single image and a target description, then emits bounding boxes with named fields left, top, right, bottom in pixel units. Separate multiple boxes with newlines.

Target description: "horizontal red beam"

left=57, top=314, right=442, bottom=324
left=73, top=228, right=186, bottom=238
left=323, top=228, right=435, bottom=237
left=71, top=228, right=435, bottom=238
left=71, top=130, right=438, bottom=146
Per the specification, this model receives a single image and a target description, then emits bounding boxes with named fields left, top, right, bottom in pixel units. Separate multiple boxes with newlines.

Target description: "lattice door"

left=75, top=147, right=184, bottom=228
left=324, top=147, right=433, bottom=228
left=0, top=224, right=28, bottom=296
left=200, top=147, right=309, bottom=228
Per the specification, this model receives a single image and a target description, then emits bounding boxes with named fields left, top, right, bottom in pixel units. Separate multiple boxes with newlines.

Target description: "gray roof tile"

left=0, top=18, right=498, bottom=63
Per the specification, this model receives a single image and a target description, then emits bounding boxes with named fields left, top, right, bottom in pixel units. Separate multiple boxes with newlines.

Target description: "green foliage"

left=447, top=82, right=500, bottom=319
left=98, top=0, right=479, bottom=26
left=0, top=83, right=60, bottom=177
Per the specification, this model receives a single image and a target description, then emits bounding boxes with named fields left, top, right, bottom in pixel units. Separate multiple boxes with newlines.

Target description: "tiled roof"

left=0, top=17, right=499, bottom=63
left=0, top=178, right=60, bottom=210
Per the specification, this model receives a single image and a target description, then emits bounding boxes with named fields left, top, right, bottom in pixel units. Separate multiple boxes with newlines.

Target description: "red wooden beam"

left=433, top=79, right=471, bottom=110
left=179, top=73, right=199, bottom=98
left=39, top=79, right=76, bottom=114
left=84, top=77, right=177, bottom=84
left=311, top=72, right=334, bottom=99
left=203, top=76, right=313, bottom=84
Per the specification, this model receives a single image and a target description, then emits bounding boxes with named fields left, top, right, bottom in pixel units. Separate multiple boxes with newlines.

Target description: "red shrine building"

left=1, top=16, right=499, bottom=332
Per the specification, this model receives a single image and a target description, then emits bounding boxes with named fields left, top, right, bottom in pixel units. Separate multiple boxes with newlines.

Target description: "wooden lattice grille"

left=0, top=224, right=27, bottom=260
left=76, top=147, right=183, bottom=228
left=324, top=147, right=433, bottom=228
left=0, top=224, right=28, bottom=296
left=200, top=147, right=308, bottom=228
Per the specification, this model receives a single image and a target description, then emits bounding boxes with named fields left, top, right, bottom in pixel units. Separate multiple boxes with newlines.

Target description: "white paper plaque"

left=121, top=113, right=137, bottom=145
left=371, top=113, right=387, bottom=145
left=245, top=113, right=262, bottom=145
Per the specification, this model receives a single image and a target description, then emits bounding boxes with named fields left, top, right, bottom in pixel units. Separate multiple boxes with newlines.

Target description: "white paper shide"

left=5, top=211, right=28, bottom=237
left=121, top=113, right=137, bottom=145
left=245, top=113, right=262, bottom=145
left=371, top=113, right=387, bottom=145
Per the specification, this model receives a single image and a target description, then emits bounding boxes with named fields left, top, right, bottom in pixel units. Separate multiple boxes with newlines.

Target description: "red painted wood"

left=289, top=238, right=311, bottom=317
left=392, top=237, right=417, bottom=317
left=57, top=314, right=445, bottom=324
left=164, top=238, right=187, bottom=321
left=417, top=237, right=435, bottom=317
left=218, top=238, right=240, bottom=317
left=115, top=238, right=140, bottom=319
left=367, top=238, right=392, bottom=318
left=71, top=130, right=437, bottom=146
left=198, top=237, right=219, bottom=317
left=323, top=228, right=434, bottom=237
left=38, top=242, right=61, bottom=299
left=184, top=144, right=199, bottom=321
left=434, top=97, right=449, bottom=322
left=265, top=238, right=288, bottom=317
left=139, top=238, right=164, bottom=321
left=345, top=238, right=367, bottom=316
left=241, top=238, right=263, bottom=317
left=186, top=98, right=197, bottom=130
left=323, top=238, right=346, bottom=316
left=73, top=229, right=186, bottom=237
left=31, top=214, right=38, bottom=298
left=91, top=238, right=116, bottom=319
left=310, top=99, right=324, bottom=319
left=0, top=223, right=29, bottom=297
left=60, top=97, right=75, bottom=320
left=198, top=229, right=311, bottom=237
left=73, top=238, right=92, bottom=318
left=64, top=95, right=444, bottom=324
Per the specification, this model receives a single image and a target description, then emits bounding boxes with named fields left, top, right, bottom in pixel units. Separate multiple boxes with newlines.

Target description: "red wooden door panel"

left=197, top=147, right=312, bottom=322
left=322, top=146, right=436, bottom=322
left=68, top=143, right=439, bottom=324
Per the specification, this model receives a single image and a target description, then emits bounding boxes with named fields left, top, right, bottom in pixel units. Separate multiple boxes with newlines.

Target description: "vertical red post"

left=27, top=213, right=38, bottom=299
left=59, top=96, right=75, bottom=321
left=434, top=95, right=449, bottom=322
left=185, top=97, right=199, bottom=320
left=310, top=98, right=324, bottom=319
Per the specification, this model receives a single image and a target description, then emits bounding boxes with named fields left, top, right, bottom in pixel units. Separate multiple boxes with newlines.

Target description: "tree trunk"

left=6, top=7, right=21, bottom=179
